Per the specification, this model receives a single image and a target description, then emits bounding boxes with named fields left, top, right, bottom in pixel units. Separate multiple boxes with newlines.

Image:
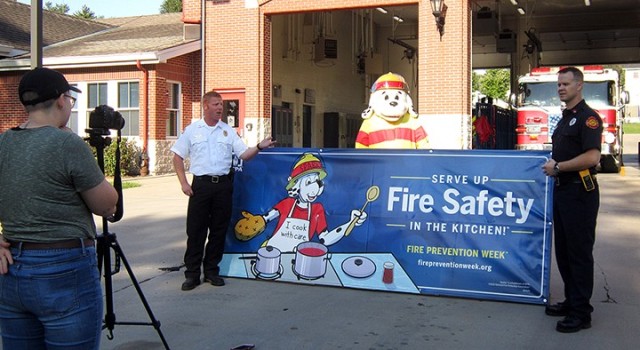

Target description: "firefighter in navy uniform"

left=542, top=67, right=603, bottom=333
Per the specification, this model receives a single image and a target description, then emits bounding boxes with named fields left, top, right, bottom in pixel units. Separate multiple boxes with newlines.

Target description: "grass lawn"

left=624, top=123, right=640, bottom=134
left=122, top=181, right=141, bottom=189
left=108, top=179, right=141, bottom=189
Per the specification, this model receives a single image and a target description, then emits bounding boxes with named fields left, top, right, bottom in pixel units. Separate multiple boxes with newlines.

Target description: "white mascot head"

left=362, top=72, right=417, bottom=122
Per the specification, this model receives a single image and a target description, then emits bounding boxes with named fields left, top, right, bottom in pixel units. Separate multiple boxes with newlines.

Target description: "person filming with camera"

left=0, top=67, right=118, bottom=349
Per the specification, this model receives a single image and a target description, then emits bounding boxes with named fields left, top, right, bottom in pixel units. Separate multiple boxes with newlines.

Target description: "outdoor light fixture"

left=430, top=0, right=447, bottom=39
left=584, top=0, right=591, bottom=6
left=376, top=7, right=388, bottom=14
left=393, top=15, right=404, bottom=23
left=509, top=0, right=518, bottom=5
left=517, top=7, right=526, bottom=15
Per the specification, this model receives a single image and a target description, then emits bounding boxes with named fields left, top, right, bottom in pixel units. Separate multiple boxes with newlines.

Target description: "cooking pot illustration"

left=251, top=245, right=283, bottom=280
left=291, top=241, right=331, bottom=280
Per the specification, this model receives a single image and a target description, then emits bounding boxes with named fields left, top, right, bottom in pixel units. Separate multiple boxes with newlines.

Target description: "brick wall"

left=421, top=0, right=471, bottom=116
left=0, top=53, right=201, bottom=174
left=0, top=72, right=27, bottom=131
left=181, top=0, right=473, bottom=148
left=157, top=51, right=202, bottom=139
left=182, top=0, right=201, bottom=24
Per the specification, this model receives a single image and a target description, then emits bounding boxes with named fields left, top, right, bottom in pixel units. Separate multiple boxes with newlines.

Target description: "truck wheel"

left=600, top=154, right=621, bottom=173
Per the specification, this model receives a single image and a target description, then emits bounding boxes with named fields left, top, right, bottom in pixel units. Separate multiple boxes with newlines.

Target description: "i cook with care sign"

left=221, top=148, right=553, bottom=305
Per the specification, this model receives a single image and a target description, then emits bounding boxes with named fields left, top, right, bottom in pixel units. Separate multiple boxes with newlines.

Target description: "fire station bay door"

left=323, top=112, right=339, bottom=148
left=323, top=112, right=362, bottom=148
left=272, top=105, right=293, bottom=147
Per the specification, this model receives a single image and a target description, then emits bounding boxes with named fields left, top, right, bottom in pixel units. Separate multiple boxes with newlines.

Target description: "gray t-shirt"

left=0, top=126, right=105, bottom=242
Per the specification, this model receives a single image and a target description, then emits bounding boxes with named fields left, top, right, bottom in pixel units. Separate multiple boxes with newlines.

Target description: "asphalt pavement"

left=7, top=137, right=640, bottom=350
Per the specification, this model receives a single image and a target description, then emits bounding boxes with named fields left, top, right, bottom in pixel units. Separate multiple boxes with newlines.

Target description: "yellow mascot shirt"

left=355, top=113, right=429, bottom=149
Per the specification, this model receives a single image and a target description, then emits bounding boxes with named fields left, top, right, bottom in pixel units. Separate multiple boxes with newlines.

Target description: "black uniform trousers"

left=184, top=176, right=233, bottom=279
left=552, top=181, right=599, bottom=320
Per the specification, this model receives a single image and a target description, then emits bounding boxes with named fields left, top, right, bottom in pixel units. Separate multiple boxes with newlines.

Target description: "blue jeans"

left=0, top=243, right=103, bottom=350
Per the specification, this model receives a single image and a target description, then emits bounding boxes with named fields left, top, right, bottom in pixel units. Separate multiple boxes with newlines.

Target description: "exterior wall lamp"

left=430, top=0, right=447, bottom=39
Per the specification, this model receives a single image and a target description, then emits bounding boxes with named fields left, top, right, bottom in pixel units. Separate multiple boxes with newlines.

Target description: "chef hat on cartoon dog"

left=286, top=153, right=327, bottom=190
left=371, top=72, right=410, bottom=93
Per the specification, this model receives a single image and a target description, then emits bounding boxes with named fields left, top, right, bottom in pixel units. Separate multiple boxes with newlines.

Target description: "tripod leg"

left=109, top=236, right=171, bottom=350
left=98, top=235, right=117, bottom=340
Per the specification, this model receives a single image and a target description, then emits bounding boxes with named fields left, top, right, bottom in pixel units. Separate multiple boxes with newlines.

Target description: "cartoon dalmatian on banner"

left=234, top=153, right=370, bottom=253
left=356, top=72, right=429, bottom=149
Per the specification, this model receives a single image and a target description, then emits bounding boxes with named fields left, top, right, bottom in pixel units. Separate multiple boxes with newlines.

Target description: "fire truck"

left=514, top=65, right=628, bottom=173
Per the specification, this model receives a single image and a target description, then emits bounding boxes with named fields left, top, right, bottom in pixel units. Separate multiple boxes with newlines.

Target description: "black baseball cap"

left=18, top=67, right=81, bottom=106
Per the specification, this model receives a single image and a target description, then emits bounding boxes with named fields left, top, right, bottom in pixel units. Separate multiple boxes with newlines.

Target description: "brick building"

left=1, top=0, right=475, bottom=175
left=0, top=0, right=201, bottom=175
left=186, top=0, right=473, bottom=151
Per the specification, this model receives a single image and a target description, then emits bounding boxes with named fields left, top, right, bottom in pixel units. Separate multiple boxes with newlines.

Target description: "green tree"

left=160, top=0, right=182, bottom=13
left=44, top=1, right=70, bottom=14
left=479, top=69, right=510, bottom=100
left=73, top=5, right=96, bottom=19
left=471, top=71, right=481, bottom=92
left=608, top=65, right=626, bottom=89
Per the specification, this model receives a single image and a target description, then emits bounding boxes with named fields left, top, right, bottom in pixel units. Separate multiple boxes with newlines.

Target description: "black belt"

left=194, top=174, right=231, bottom=183
left=555, top=175, right=597, bottom=187
left=7, top=238, right=95, bottom=250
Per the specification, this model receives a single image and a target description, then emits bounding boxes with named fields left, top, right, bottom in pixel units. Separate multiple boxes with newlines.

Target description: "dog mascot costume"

left=355, top=72, right=429, bottom=149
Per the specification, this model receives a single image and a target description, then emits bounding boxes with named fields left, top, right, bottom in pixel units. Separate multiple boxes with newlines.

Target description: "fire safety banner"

left=222, top=148, right=553, bottom=304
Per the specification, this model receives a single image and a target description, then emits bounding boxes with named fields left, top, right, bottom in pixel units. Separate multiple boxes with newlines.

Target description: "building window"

left=86, top=82, right=108, bottom=130
left=66, top=84, right=79, bottom=133
left=87, top=82, right=108, bottom=109
left=118, top=82, right=140, bottom=137
left=167, top=82, right=181, bottom=137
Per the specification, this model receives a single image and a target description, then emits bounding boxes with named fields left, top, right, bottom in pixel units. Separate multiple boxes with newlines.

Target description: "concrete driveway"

left=5, top=136, right=640, bottom=350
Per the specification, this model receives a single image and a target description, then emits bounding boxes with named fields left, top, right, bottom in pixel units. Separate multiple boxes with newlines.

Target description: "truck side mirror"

left=620, top=91, right=630, bottom=105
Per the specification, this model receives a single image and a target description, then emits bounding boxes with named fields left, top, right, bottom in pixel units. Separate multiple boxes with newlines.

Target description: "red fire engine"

left=514, top=65, right=629, bottom=173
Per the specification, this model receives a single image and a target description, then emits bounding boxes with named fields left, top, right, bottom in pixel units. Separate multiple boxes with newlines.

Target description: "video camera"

left=85, top=105, right=125, bottom=223
left=88, top=105, right=125, bottom=132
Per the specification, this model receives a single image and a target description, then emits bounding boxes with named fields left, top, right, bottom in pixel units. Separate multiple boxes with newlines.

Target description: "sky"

left=18, top=0, right=166, bottom=18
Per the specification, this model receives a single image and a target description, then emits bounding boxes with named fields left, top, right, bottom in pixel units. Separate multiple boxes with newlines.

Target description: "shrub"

left=87, top=137, right=141, bottom=176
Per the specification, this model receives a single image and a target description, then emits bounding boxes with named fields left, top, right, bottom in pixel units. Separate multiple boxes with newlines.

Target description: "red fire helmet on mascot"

left=371, top=72, right=409, bottom=93
left=286, top=153, right=327, bottom=190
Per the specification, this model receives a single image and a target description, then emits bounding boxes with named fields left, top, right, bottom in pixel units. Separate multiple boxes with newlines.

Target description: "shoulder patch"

left=585, top=116, right=599, bottom=129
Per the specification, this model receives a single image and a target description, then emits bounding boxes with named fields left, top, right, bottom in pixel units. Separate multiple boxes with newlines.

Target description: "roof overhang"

left=0, top=44, right=27, bottom=58
left=0, top=44, right=13, bottom=56
left=0, top=40, right=200, bottom=71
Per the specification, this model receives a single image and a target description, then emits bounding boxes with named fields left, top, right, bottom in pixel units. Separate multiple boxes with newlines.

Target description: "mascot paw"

left=234, top=211, right=266, bottom=241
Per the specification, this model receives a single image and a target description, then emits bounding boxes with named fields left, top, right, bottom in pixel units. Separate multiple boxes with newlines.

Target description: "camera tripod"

left=97, top=227, right=170, bottom=349
left=88, top=130, right=170, bottom=349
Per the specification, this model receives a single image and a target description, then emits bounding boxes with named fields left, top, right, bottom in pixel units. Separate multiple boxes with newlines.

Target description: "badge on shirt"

left=569, top=118, right=576, bottom=126
left=223, top=130, right=228, bottom=137
left=585, top=116, right=599, bottom=129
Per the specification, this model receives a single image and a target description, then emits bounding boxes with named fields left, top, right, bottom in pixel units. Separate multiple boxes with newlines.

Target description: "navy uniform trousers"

left=552, top=180, right=599, bottom=320
left=183, top=176, right=233, bottom=279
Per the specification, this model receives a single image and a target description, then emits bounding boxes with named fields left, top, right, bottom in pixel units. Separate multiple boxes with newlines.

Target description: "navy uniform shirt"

left=551, top=99, right=603, bottom=175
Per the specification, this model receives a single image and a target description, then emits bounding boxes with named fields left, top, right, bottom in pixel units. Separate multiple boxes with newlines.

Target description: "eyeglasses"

left=64, top=94, right=76, bottom=108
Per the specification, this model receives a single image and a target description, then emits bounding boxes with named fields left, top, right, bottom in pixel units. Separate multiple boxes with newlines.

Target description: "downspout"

left=201, top=0, right=206, bottom=97
left=136, top=60, right=150, bottom=176
left=182, top=2, right=205, bottom=115
left=258, top=0, right=275, bottom=141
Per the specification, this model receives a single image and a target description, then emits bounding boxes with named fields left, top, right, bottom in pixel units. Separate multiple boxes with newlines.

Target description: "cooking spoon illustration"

left=345, top=185, right=380, bottom=236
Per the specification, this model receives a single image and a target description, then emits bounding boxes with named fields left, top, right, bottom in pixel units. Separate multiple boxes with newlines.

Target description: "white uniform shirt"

left=171, top=118, right=248, bottom=176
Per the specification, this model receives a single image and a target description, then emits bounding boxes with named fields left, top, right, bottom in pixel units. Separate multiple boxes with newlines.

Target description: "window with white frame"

left=86, top=82, right=108, bottom=130
left=167, top=82, right=181, bottom=137
left=66, top=84, right=79, bottom=133
left=118, top=82, right=140, bottom=137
